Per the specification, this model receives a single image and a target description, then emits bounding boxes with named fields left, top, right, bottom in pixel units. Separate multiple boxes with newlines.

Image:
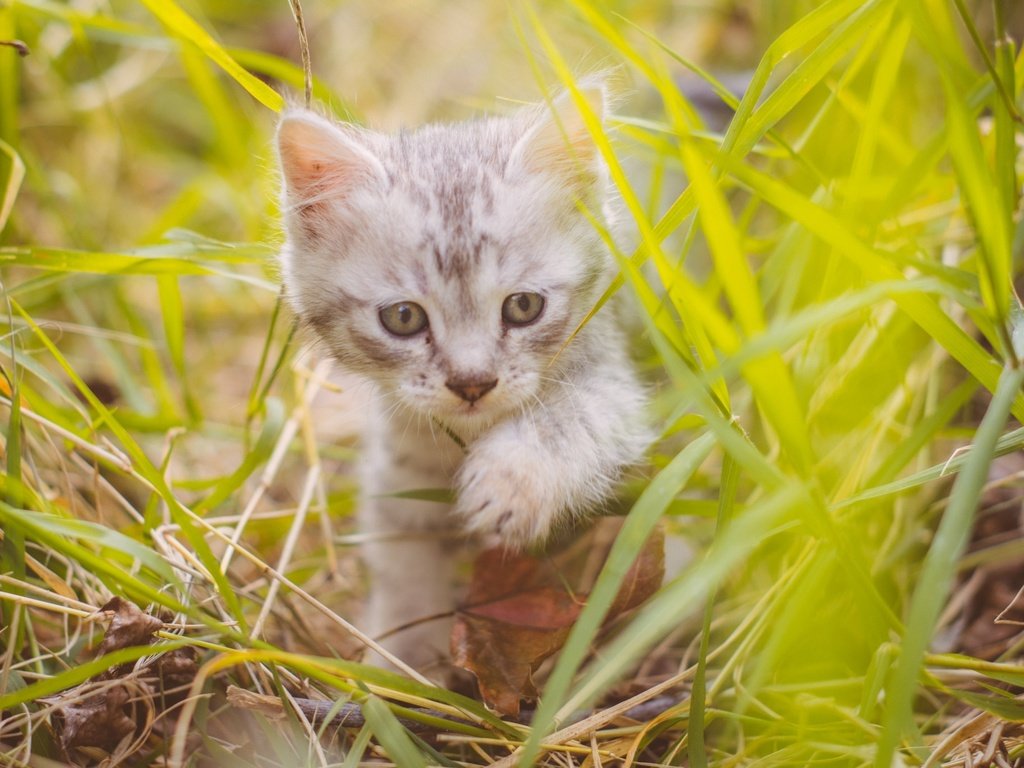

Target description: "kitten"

left=275, top=85, right=648, bottom=677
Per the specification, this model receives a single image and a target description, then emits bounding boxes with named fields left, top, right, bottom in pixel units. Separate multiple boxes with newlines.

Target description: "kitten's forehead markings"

left=430, top=243, right=445, bottom=276
left=425, top=223, right=491, bottom=286
left=410, top=261, right=429, bottom=296
left=478, top=170, right=496, bottom=215
left=398, top=176, right=432, bottom=213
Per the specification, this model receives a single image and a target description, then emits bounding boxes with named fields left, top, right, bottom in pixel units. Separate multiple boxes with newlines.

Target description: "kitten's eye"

left=502, top=292, right=545, bottom=326
left=379, top=302, right=429, bottom=336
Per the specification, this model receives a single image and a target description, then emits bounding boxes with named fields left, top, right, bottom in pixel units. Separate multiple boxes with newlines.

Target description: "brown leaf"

left=155, top=646, right=199, bottom=692
left=452, top=614, right=571, bottom=716
left=609, top=524, right=665, bottom=617
left=452, top=519, right=665, bottom=715
left=95, top=597, right=163, bottom=658
left=45, top=599, right=189, bottom=763
left=52, top=683, right=140, bottom=753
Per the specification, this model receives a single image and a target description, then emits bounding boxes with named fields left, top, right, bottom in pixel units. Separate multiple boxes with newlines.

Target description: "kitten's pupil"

left=398, top=305, right=412, bottom=323
left=516, top=295, right=530, bottom=312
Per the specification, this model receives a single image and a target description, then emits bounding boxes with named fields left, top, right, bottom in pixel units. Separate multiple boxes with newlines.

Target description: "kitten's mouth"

left=453, top=399, right=487, bottom=414
left=432, top=401, right=501, bottom=440
left=444, top=395, right=505, bottom=422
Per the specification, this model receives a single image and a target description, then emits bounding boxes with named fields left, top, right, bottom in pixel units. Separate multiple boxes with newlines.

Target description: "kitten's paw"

left=456, top=440, right=566, bottom=548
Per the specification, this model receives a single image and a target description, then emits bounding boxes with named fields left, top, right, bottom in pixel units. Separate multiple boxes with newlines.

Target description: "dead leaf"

left=53, top=683, right=140, bottom=753
left=610, top=525, right=665, bottom=617
left=46, top=598, right=193, bottom=763
left=155, top=646, right=199, bottom=693
left=452, top=519, right=665, bottom=715
left=95, top=597, right=163, bottom=658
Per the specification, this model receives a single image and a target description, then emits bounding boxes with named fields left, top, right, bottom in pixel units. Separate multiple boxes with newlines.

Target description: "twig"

left=285, top=0, right=312, bottom=108
left=0, top=40, right=29, bottom=57
left=228, top=686, right=682, bottom=735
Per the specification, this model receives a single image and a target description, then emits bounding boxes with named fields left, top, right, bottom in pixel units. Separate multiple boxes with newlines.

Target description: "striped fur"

left=277, top=86, right=648, bottom=677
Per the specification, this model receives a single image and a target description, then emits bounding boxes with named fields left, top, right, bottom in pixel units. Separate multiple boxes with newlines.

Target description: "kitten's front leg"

left=360, top=502, right=456, bottom=675
left=456, top=365, right=647, bottom=548
left=359, top=407, right=462, bottom=678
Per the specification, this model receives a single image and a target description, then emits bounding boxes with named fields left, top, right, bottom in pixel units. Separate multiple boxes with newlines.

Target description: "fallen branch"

left=227, top=685, right=683, bottom=735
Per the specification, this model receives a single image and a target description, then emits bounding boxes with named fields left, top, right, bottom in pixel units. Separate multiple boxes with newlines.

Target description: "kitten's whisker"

left=538, top=373, right=583, bottom=401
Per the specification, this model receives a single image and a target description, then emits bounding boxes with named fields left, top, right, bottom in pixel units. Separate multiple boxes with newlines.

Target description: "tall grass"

left=1, top=1, right=1023, bottom=766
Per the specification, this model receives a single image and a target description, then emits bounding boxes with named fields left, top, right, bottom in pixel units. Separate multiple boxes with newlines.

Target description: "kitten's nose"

left=445, top=377, right=498, bottom=403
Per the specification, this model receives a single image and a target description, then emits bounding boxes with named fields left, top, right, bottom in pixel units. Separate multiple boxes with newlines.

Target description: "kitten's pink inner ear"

left=518, top=86, right=605, bottom=177
left=277, top=115, right=380, bottom=201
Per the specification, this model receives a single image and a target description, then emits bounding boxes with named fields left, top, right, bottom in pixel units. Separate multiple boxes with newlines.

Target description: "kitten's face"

left=277, top=92, right=612, bottom=430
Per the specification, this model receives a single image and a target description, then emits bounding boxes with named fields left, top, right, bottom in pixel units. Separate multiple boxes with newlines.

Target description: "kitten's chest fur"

left=360, top=395, right=465, bottom=510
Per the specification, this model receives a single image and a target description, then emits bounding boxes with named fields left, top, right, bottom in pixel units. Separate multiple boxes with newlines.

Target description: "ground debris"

left=94, top=597, right=164, bottom=660
left=42, top=597, right=198, bottom=765
left=928, top=453, right=1024, bottom=767
left=50, top=682, right=144, bottom=754
left=952, top=453, right=1024, bottom=659
left=452, top=519, right=664, bottom=716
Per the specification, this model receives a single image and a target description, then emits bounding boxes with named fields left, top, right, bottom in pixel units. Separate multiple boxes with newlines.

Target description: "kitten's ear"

left=276, top=111, right=384, bottom=205
left=512, top=84, right=606, bottom=185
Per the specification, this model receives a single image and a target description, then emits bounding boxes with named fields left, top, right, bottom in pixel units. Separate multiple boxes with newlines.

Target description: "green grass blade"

left=518, top=432, right=716, bottom=766
left=229, top=47, right=355, bottom=119
left=991, top=4, right=1019, bottom=253
left=951, top=0, right=1019, bottom=121
left=8, top=298, right=246, bottom=624
left=157, top=274, right=199, bottom=422
left=135, top=0, right=283, bottom=112
left=0, top=640, right=190, bottom=709
left=724, top=0, right=886, bottom=163
left=359, top=694, right=428, bottom=767
left=195, top=397, right=285, bottom=513
left=0, top=329, right=25, bottom=583
left=841, top=16, right=910, bottom=221
left=0, top=501, right=186, bottom=610
left=719, top=155, right=1023, bottom=421
left=861, top=377, right=978, bottom=492
left=834, top=425, right=1024, bottom=510
left=0, top=245, right=273, bottom=285
left=681, top=138, right=813, bottom=474
left=567, top=0, right=888, bottom=334
left=561, top=483, right=804, bottom=720
left=340, top=724, right=373, bottom=768
left=688, top=454, right=739, bottom=768
left=875, top=364, right=1024, bottom=765
left=706, top=278, right=949, bottom=385
left=0, top=6, right=18, bottom=146
left=519, top=12, right=731, bottom=414
left=940, top=68, right=1013, bottom=343
left=15, top=0, right=151, bottom=39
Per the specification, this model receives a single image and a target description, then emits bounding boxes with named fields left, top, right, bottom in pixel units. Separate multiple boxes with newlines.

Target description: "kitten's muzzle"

left=445, top=377, right=498, bottom=403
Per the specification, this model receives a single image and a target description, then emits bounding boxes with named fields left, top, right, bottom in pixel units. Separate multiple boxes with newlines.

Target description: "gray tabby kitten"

left=275, top=85, right=648, bottom=676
